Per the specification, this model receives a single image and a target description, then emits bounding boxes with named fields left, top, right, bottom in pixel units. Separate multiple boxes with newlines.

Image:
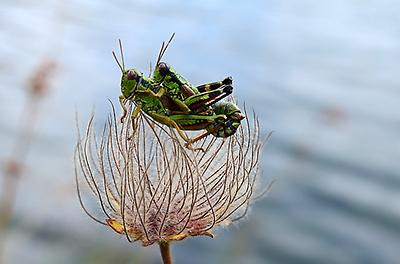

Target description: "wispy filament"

left=75, top=103, right=265, bottom=247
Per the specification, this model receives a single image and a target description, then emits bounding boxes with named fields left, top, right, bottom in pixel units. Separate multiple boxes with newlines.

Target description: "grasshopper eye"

left=157, top=62, right=170, bottom=75
left=127, top=70, right=136, bottom=80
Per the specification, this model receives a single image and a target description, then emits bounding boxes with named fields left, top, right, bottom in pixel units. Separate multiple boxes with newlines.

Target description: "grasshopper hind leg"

left=183, top=85, right=233, bottom=113
left=196, top=76, right=232, bottom=92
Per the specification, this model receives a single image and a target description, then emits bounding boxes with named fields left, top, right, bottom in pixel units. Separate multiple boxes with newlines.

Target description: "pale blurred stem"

left=159, top=242, right=173, bottom=264
left=0, top=173, right=19, bottom=264
left=0, top=175, right=19, bottom=228
left=0, top=96, right=40, bottom=263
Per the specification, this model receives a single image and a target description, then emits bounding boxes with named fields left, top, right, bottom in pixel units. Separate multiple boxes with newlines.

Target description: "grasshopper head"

left=121, top=69, right=143, bottom=99
left=112, top=40, right=144, bottom=99
left=152, top=62, right=170, bottom=83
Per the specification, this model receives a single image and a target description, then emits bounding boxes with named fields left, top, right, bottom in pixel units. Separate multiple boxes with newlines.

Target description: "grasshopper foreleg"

left=119, top=95, right=128, bottom=123
left=131, top=105, right=141, bottom=130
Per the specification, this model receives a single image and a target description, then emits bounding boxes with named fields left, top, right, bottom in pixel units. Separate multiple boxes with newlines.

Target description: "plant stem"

left=159, top=242, right=173, bottom=264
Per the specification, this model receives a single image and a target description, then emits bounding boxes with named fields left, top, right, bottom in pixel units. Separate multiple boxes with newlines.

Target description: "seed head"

left=75, top=103, right=266, bottom=247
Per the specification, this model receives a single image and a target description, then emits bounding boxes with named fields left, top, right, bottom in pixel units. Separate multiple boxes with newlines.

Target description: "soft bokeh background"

left=1, top=0, right=399, bottom=263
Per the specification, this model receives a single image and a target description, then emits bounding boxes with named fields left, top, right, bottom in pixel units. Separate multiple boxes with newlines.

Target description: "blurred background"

left=1, top=0, right=399, bottom=263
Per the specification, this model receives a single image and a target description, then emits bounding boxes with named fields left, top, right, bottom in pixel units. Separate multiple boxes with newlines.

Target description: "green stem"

left=159, top=242, right=173, bottom=264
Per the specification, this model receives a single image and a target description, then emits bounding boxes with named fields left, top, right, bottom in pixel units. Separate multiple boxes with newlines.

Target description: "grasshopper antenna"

left=118, top=39, right=125, bottom=71
left=156, top=32, right=176, bottom=66
left=112, top=50, right=123, bottom=73
left=112, top=39, right=126, bottom=73
left=148, top=61, right=153, bottom=78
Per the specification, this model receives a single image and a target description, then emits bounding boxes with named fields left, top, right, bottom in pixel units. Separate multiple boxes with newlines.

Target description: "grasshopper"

left=151, top=34, right=245, bottom=141
left=114, top=35, right=245, bottom=148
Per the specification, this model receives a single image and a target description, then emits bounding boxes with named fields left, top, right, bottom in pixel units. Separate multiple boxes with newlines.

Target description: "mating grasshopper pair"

left=114, top=34, right=245, bottom=149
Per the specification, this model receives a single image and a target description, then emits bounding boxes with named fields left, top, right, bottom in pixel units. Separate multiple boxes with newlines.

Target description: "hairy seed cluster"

left=75, top=103, right=265, bottom=246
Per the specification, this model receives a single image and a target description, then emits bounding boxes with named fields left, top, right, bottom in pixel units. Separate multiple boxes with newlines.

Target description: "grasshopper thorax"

left=121, top=69, right=143, bottom=99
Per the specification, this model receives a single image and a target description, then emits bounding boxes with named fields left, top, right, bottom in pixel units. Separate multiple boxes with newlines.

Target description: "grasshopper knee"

left=222, top=76, right=233, bottom=85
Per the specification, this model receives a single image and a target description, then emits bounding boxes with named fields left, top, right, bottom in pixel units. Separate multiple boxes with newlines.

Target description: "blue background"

left=1, top=0, right=399, bottom=263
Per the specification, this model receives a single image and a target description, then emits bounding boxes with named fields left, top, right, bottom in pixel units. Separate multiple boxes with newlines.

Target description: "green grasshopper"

left=151, top=67, right=244, bottom=142
left=114, top=35, right=245, bottom=148
left=151, top=35, right=234, bottom=116
left=151, top=34, right=245, bottom=141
